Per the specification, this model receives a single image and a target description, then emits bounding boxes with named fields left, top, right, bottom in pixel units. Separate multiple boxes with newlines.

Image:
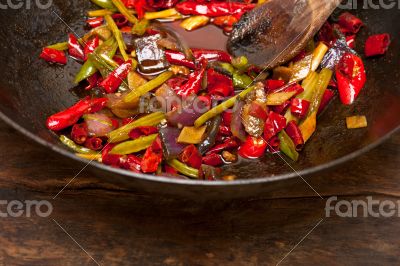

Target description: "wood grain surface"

left=0, top=120, right=399, bottom=266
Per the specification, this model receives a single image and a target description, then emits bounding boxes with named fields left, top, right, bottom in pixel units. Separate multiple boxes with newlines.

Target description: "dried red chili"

left=68, top=34, right=85, bottom=61
left=71, top=123, right=88, bottom=144
left=238, top=136, right=267, bottom=159
left=99, top=60, right=132, bottom=94
left=141, top=137, right=163, bottom=173
left=335, top=53, right=366, bottom=105
left=176, top=1, right=255, bottom=17
left=128, top=126, right=159, bottom=139
left=84, top=137, right=103, bottom=150
left=337, top=12, right=363, bottom=34
left=112, top=13, right=128, bottom=28
left=40, top=48, right=67, bottom=65
left=263, top=111, right=287, bottom=141
left=290, top=98, right=310, bottom=119
left=248, top=102, right=268, bottom=121
left=178, top=144, right=202, bottom=169
left=87, top=17, right=104, bottom=28
left=121, top=154, right=142, bottom=172
left=175, top=58, right=207, bottom=97
left=84, top=36, right=99, bottom=61
left=46, top=97, right=108, bottom=131
left=206, top=137, right=238, bottom=155
left=202, top=153, right=224, bottom=166
left=206, top=68, right=234, bottom=97
left=192, top=48, right=232, bottom=63
left=285, top=121, right=304, bottom=151
left=265, top=79, right=285, bottom=91
left=364, top=33, right=391, bottom=57
left=85, top=72, right=103, bottom=91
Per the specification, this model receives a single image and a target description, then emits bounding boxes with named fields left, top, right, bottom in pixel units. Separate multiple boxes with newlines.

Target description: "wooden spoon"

left=227, top=0, right=341, bottom=69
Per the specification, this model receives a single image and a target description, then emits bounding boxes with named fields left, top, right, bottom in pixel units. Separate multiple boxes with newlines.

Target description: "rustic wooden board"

left=0, top=120, right=399, bottom=265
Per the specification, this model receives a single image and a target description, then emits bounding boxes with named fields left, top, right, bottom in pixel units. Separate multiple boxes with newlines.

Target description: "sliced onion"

left=159, top=126, right=186, bottom=160
left=83, top=113, right=114, bottom=137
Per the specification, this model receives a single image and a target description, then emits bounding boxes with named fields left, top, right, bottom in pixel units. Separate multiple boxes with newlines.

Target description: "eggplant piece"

left=134, top=34, right=170, bottom=74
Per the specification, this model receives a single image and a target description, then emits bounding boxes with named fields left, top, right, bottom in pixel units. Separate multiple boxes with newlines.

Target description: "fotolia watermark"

left=326, top=196, right=400, bottom=218
left=338, top=0, right=400, bottom=9
left=0, top=0, right=52, bottom=9
left=0, top=200, right=53, bottom=218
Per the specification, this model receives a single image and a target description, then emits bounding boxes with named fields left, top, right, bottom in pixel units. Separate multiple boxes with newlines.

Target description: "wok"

left=0, top=0, right=399, bottom=199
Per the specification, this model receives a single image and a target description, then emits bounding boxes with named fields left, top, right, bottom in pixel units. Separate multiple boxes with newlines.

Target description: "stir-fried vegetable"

left=42, top=4, right=380, bottom=180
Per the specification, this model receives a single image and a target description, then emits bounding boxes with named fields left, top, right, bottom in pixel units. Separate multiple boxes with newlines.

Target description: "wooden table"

left=0, top=119, right=399, bottom=266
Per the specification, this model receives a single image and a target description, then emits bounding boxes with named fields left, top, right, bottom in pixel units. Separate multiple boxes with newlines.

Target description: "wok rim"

left=1, top=109, right=398, bottom=187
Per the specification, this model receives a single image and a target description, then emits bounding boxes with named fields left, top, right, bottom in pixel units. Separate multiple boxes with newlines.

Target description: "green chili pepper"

left=104, top=15, right=129, bottom=61
left=107, top=112, right=165, bottom=143
left=232, top=56, right=248, bottom=71
left=47, top=42, right=68, bottom=51
left=60, top=135, right=98, bottom=154
left=74, top=37, right=117, bottom=83
left=124, top=71, right=174, bottom=103
left=110, top=134, right=158, bottom=155
left=194, top=85, right=256, bottom=128
left=167, top=159, right=199, bottom=179
left=220, top=63, right=235, bottom=74
left=233, top=72, right=253, bottom=89
left=132, top=19, right=149, bottom=36
left=278, top=130, right=299, bottom=161
left=90, top=0, right=117, bottom=11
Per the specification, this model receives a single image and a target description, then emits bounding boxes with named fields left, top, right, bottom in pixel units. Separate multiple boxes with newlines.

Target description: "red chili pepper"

left=102, top=143, right=124, bottom=167
left=134, top=0, right=146, bottom=20
left=128, top=126, right=159, bottom=139
left=122, top=117, right=135, bottom=126
left=290, top=98, right=310, bottom=119
left=85, top=72, right=103, bottom=90
left=175, top=58, right=207, bottom=97
left=282, top=83, right=304, bottom=96
left=164, top=164, right=178, bottom=175
left=212, top=15, right=239, bottom=28
left=121, top=154, right=142, bottom=172
left=263, top=111, right=287, bottom=141
left=84, top=36, right=99, bottom=61
left=87, top=17, right=104, bottom=28
left=317, top=21, right=336, bottom=46
left=285, top=121, right=304, bottom=151
left=318, top=89, right=335, bottom=115
left=267, top=135, right=280, bottom=153
left=238, top=136, right=267, bottom=159
left=122, top=0, right=135, bottom=8
left=206, top=68, right=234, bottom=97
left=111, top=118, right=119, bottom=129
left=192, top=48, right=232, bottom=63
left=141, top=137, right=163, bottom=173
left=68, top=34, right=85, bottom=61
left=338, top=12, right=363, bottom=34
left=206, top=137, right=238, bottom=155
left=335, top=53, right=366, bottom=105
left=248, top=102, right=268, bottom=121
left=176, top=1, right=255, bottom=17
left=40, top=47, right=67, bottom=65
left=364, top=33, right=391, bottom=57
left=147, top=0, right=179, bottom=9
left=112, top=13, right=128, bottom=28
left=84, top=137, right=103, bottom=151
left=100, top=60, right=132, bottom=94
left=202, top=153, right=224, bottom=166
left=113, top=56, right=125, bottom=65
left=46, top=97, right=108, bottom=131
left=71, top=123, right=88, bottom=144
left=271, top=100, right=291, bottom=114
left=178, top=145, right=202, bottom=169
left=346, top=35, right=356, bottom=49
left=164, top=50, right=196, bottom=69
left=222, top=111, right=232, bottom=127
left=265, top=79, right=285, bottom=91
left=219, top=125, right=232, bottom=136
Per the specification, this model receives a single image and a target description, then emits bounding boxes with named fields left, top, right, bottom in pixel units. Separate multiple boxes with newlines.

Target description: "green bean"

left=107, top=112, right=165, bottom=143
left=87, top=9, right=115, bottom=17
left=110, top=134, right=158, bottom=155
left=233, top=72, right=253, bottom=89
left=194, top=85, right=256, bottom=128
left=47, top=42, right=68, bottom=51
left=90, top=0, right=117, bottom=11
left=124, top=71, right=174, bottom=103
left=104, top=15, right=129, bottom=61
left=74, top=37, right=117, bottom=83
left=278, top=131, right=299, bottom=161
left=167, top=159, right=199, bottom=179
left=111, top=0, right=138, bottom=24
left=220, top=63, right=235, bottom=74
left=132, top=19, right=149, bottom=36
left=60, top=135, right=98, bottom=154
left=307, top=68, right=332, bottom=116
left=76, top=153, right=102, bottom=160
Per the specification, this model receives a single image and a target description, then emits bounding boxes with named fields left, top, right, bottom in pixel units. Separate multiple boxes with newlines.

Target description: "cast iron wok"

left=0, top=0, right=398, bottom=199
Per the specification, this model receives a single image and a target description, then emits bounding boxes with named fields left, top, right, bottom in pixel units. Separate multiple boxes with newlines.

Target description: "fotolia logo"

left=0, top=0, right=53, bottom=9
left=338, top=0, right=400, bottom=9
left=0, top=200, right=53, bottom=218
